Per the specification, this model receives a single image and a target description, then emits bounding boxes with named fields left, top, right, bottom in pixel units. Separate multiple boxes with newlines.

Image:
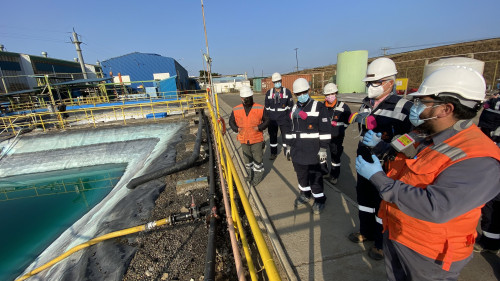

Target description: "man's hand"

left=253, top=126, right=259, bottom=131
left=355, top=154, right=383, bottom=179
left=285, top=147, right=291, bottom=161
left=362, top=130, right=382, bottom=148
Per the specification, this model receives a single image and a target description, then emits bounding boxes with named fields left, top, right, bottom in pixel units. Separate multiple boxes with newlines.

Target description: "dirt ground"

left=121, top=117, right=238, bottom=281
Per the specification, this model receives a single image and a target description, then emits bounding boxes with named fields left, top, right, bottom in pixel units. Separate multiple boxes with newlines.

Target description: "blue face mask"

left=274, top=82, right=282, bottom=88
left=297, top=93, right=309, bottom=103
left=409, top=102, right=439, bottom=127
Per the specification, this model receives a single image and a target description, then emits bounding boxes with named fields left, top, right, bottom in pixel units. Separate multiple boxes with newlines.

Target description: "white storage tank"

left=423, top=57, right=484, bottom=80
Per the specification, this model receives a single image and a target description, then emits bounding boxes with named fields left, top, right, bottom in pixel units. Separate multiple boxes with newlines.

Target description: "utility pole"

left=201, top=0, right=220, bottom=118
left=381, top=47, right=390, bottom=56
left=71, top=29, right=88, bottom=79
left=294, top=48, right=299, bottom=72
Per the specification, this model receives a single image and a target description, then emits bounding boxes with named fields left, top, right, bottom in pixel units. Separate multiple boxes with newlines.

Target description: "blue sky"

left=1, top=0, right=499, bottom=77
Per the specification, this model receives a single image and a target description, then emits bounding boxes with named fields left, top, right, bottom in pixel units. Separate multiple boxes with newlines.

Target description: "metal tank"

left=423, top=57, right=485, bottom=80
left=336, top=50, right=368, bottom=94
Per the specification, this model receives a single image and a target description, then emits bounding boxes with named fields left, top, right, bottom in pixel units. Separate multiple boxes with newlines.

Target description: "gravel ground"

left=122, top=117, right=238, bottom=281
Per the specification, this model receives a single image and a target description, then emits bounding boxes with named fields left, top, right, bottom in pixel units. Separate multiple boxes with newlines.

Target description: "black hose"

left=204, top=115, right=217, bottom=281
left=127, top=110, right=205, bottom=189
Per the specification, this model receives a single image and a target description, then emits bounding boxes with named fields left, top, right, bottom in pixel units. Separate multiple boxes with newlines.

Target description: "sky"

left=1, top=0, right=499, bottom=78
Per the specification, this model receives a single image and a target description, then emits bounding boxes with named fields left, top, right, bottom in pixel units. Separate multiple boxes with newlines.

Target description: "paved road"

left=218, top=92, right=499, bottom=281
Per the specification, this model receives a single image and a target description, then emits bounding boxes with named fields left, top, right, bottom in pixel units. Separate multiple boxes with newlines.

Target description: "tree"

left=199, top=70, right=221, bottom=77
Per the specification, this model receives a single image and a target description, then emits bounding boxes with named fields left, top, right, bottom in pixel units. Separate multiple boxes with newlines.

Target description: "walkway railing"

left=206, top=93, right=281, bottom=281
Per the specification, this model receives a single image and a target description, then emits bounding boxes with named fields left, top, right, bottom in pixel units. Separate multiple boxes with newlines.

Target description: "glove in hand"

left=298, top=111, right=308, bottom=120
left=318, top=151, right=327, bottom=162
left=285, top=147, right=291, bottom=161
left=362, top=130, right=382, bottom=148
left=331, top=121, right=337, bottom=127
left=483, top=103, right=490, bottom=109
left=355, top=154, right=383, bottom=179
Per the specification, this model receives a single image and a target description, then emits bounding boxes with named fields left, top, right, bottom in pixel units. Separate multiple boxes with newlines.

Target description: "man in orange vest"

left=355, top=66, right=500, bottom=280
left=229, top=86, right=269, bottom=186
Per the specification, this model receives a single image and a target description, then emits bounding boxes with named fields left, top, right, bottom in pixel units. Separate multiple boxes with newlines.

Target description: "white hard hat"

left=410, top=66, right=486, bottom=104
left=323, top=83, right=338, bottom=95
left=239, top=86, right=254, bottom=98
left=362, top=57, right=398, bottom=82
left=293, top=78, right=310, bottom=94
left=272, top=72, right=282, bottom=82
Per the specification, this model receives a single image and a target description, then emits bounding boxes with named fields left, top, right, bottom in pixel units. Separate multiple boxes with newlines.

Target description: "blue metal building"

left=100, top=52, right=189, bottom=96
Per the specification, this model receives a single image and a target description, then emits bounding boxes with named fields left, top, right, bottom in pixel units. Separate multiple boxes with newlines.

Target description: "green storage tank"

left=252, top=78, right=262, bottom=92
left=336, top=50, right=368, bottom=94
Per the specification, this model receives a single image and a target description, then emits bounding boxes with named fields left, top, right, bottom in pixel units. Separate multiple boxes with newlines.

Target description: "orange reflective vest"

left=379, top=124, right=500, bottom=271
left=233, top=103, right=265, bottom=144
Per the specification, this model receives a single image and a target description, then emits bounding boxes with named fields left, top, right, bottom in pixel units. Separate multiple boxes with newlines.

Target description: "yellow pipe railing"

left=206, top=98, right=281, bottom=281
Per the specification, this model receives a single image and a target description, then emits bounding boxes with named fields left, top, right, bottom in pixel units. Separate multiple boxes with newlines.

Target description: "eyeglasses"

left=413, top=98, right=445, bottom=107
left=365, top=80, right=388, bottom=87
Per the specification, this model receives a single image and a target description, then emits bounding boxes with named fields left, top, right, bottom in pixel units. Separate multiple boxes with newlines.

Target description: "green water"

left=0, top=163, right=126, bottom=281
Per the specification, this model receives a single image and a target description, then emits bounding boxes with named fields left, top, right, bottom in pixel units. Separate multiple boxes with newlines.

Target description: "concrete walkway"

left=217, top=93, right=500, bottom=281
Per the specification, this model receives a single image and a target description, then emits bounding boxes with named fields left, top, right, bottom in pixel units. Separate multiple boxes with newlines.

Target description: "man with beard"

left=355, top=66, right=500, bottom=280
left=348, top=58, right=413, bottom=261
left=229, top=86, right=269, bottom=186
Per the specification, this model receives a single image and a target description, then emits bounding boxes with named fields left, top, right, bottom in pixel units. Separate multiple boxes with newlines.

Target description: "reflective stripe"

left=245, top=163, right=253, bottom=168
left=282, top=143, right=287, bottom=147
left=320, top=160, right=326, bottom=164
left=306, top=111, right=319, bottom=117
left=312, top=192, right=324, bottom=198
left=431, top=143, right=467, bottom=161
left=253, top=105, right=264, bottom=109
left=372, top=99, right=408, bottom=121
left=334, top=122, right=348, bottom=127
left=276, top=107, right=289, bottom=111
left=375, top=216, right=383, bottom=224
left=319, top=134, right=331, bottom=140
left=301, top=133, right=319, bottom=138
left=266, top=107, right=275, bottom=111
left=269, top=143, right=278, bottom=147
left=492, top=127, right=500, bottom=137
left=285, top=134, right=294, bottom=139
left=298, top=184, right=311, bottom=192
left=482, top=230, right=500, bottom=239
left=358, top=205, right=375, bottom=213
left=486, top=108, right=500, bottom=114
left=331, top=162, right=341, bottom=167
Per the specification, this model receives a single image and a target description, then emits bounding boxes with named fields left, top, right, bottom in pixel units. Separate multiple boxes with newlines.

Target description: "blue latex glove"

left=356, top=154, right=383, bottom=179
left=362, top=130, right=382, bottom=148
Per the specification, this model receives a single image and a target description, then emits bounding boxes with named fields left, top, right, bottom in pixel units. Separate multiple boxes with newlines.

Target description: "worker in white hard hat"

left=348, top=57, right=413, bottom=261
left=320, top=83, right=351, bottom=185
left=475, top=91, right=500, bottom=255
left=229, top=86, right=269, bottom=186
left=355, top=66, right=500, bottom=280
left=286, top=78, right=331, bottom=215
left=265, top=72, right=294, bottom=160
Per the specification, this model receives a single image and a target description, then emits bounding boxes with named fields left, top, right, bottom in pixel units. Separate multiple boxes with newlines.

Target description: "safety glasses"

left=365, top=80, right=389, bottom=87
left=413, top=98, right=445, bottom=107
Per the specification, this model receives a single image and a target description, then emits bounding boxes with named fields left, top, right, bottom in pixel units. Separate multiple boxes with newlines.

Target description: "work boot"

left=312, top=201, right=325, bottom=215
left=252, top=170, right=264, bottom=186
left=323, top=175, right=338, bottom=185
left=473, top=243, right=500, bottom=254
left=348, top=232, right=372, bottom=243
left=269, top=154, right=277, bottom=160
left=368, top=247, right=384, bottom=261
left=294, top=193, right=311, bottom=207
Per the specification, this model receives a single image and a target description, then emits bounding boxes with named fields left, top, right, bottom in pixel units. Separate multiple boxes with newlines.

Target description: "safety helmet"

left=239, top=86, right=254, bottom=98
left=409, top=66, right=486, bottom=104
left=323, top=83, right=338, bottom=95
left=272, top=72, right=282, bottom=82
left=362, top=57, right=398, bottom=82
left=293, top=78, right=310, bottom=94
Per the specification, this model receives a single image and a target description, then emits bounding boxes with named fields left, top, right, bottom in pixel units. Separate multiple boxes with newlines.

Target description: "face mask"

left=367, top=85, right=385, bottom=98
left=243, top=97, right=253, bottom=106
left=274, top=82, right=282, bottom=88
left=325, top=95, right=336, bottom=103
left=297, top=93, right=309, bottom=104
left=409, top=102, right=439, bottom=127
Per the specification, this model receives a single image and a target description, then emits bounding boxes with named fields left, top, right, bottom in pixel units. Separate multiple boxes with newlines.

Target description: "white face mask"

left=367, top=85, right=385, bottom=98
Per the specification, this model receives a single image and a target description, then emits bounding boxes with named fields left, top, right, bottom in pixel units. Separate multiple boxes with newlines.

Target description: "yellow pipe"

left=16, top=217, right=172, bottom=281
left=206, top=102, right=281, bottom=281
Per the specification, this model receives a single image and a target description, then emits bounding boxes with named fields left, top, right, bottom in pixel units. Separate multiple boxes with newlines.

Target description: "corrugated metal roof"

left=100, top=52, right=189, bottom=90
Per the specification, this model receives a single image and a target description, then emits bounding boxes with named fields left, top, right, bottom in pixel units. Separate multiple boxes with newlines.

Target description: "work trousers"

left=241, top=142, right=264, bottom=173
left=268, top=120, right=290, bottom=155
left=383, top=231, right=471, bottom=281
left=478, top=193, right=500, bottom=250
left=320, top=136, right=344, bottom=179
left=293, top=162, right=326, bottom=203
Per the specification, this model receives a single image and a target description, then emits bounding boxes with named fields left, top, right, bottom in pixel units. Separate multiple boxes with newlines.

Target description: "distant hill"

left=289, top=38, right=500, bottom=91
